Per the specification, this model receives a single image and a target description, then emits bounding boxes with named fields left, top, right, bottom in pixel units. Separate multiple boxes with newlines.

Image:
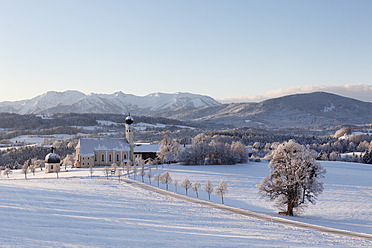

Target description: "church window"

left=102, top=154, right=105, bottom=162
left=116, top=154, right=119, bottom=162
left=95, top=154, right=97, bottom=161
left=109, top=154, right=112, bottom=162
left=123, top=154, right=127, bottom=160
left=51, top=165, right=54, bottom=169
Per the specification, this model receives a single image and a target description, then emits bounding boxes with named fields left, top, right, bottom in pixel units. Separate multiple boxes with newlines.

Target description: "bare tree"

left=154, top=173, right=161, bottom=187
left=3, top=167, right=12, bottom=178
left=30, top=158, right=38, bottom=175
left=55, top=164, right=61, bottom=179
left=29, top=163, right=37, bottom=176
left=140, top=162, right=146, bottom=182
left=116, top=167, right=123, bottom=182
left=204, top=180, right=213, bottom=200
left=180, top=178, right=192, bottom=195
left=89, top=164, right=94, bottom=179
left=132, top=163, right=137, bottom=180
left=111, top=163, right=118, bottom=175
left=215, top=180, right=228, bottom=204
left=103, top=166, right=110, bottom=179
left=125, top=161, right=132, bottom=178
left=191, top=181, right=201, bottom=198
left=22, top=160, right=29, bottom=180
left=258, top=140, right=326, bottom=216
left=147, top=169, right=152, bottom=185
left=160, top=171, right=172, bottom=190
left=173, top=179, right=178, bottom=192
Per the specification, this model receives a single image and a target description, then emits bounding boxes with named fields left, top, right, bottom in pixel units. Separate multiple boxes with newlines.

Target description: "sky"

left=1, top=0, right=371, bottom=103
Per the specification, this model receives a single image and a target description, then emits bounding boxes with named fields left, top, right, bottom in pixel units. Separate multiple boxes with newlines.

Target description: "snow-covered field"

left=0, top=161, right=371, bottom=247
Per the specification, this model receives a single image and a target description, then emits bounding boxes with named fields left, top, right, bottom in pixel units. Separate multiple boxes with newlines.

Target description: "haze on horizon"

left=1, top=0, right=371, bottom=102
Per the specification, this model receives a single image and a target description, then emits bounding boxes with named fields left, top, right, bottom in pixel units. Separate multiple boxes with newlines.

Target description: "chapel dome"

left=125, top=115, right=134, bottom=125
left=45, top=146, right=61, bottom=164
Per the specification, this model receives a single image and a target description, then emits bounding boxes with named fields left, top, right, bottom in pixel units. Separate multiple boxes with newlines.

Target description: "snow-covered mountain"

left=0, top=91, right=221, bottom=115
left=157, top=92, right=372, bottom=127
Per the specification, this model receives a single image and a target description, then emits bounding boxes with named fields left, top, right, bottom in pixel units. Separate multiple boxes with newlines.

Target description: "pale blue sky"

left=1, top=0, right=371, bottom=102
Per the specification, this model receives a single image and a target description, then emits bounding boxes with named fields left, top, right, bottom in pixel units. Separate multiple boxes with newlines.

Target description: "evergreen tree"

left=362, top=149, right=372, bottom=164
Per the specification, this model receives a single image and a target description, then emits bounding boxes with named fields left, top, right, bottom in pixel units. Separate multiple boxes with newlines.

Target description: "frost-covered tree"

left=173, top=179, right=178, bottom=192
left=103, top=166, right=110, bottom=179
left=178, top=133, right=248, bottom=165
left=132, top=163, right=137, bottom=180
left=29, top=164, right=36, bottom=176
left=204, top=180, right=213, bottom=200
left=30, top=158, right=38, bottom=175
left=147, top=169, right=152, bottom=185
left=55, top=164, right=61, bottom=179
left=257, top=140, right=326, bottom=216
left=3, top=167, right=12, bottom=178
left=191, top=181, right=201, bottom=198
left=111, top=163, right=118, bottom=174
left=89, top=164, right=94, bottom=179
left=140, top=162, right=146, bottom=182
left=215, top=180, right=228, bottom=204
left=157, top=133, right=181, bottom=164
left=154, top=173, right=161, bottom=187
left=231, top=141, right=249, bottom=163
left=160, top=171, right=172, bottom=190
left=180, top=178, right=192, bottom=195
left=125, top=161, right=132, bottom=178
left=116, top=167, right=123, bottom=181
left=22, top=160, right=29, bottom=180
left=62, top=154, right=75, bottom=170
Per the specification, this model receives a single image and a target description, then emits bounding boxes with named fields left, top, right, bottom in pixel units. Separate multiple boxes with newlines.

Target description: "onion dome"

left=45, top=146, right=61, bottom=164
left=125, top=115, right=134, bottom=125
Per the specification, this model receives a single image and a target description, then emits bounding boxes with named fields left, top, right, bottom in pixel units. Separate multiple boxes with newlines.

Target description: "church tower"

left=125, top=114, right=134, bottom=161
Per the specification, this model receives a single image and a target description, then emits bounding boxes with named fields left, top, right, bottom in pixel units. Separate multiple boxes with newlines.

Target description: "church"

left=75, top=115, right=136, bottom=168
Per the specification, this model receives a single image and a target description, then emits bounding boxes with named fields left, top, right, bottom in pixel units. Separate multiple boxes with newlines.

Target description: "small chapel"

left=75, top=114, right=158, bottom=167
left=45, top=145, right=61, bottom=173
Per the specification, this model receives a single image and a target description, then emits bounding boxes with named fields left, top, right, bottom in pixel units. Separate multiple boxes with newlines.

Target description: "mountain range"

left=0, top=91, right=220, bottom=116
left=158, top=92, right=372, bottom=128
left=1, top=91, right=372, bottom=128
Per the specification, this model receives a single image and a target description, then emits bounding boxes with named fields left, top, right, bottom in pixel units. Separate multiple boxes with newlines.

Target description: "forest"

left=0, top=113, right=371, bottom=167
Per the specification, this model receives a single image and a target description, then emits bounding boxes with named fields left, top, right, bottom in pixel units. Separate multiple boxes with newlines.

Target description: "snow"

left=339, top=131, right=371, bottom=140
left=340, top=152, right=364, bottom=158
left=10, top=134, right=78, bottom=144
left=0, top=161, right=371, bottom=247
left=96, top=120, right=123, bottom=126
left=134, top=122, right=195, bottom=131
left=71, top=125, right=99, bottom=131
left=134, top=143, right=160, bottom=153
left=323, top=103, right=335, bottom=112
left=35, top=115, right=54, bottom=120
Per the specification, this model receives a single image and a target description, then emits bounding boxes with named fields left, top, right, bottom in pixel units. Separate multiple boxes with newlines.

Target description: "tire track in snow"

left=122, top=178, right=372, bottom=241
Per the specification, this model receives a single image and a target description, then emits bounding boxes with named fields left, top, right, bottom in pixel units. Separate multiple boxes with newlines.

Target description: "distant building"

left=75, top=114, right=159, bottom=167
left=45, top=146, right=61, bottom=173
left=134, top=143, right=160, bottom=161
